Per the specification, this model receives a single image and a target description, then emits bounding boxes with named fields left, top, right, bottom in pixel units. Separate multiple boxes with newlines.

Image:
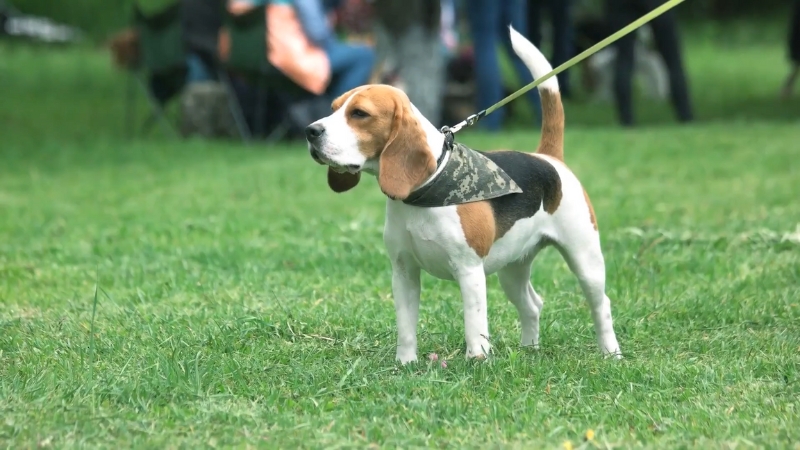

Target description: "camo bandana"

left=402, top=140, right=523, bottom=207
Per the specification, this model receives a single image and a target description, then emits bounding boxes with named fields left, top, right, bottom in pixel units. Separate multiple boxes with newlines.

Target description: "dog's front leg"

left=391, top=257, right=421, bottom=364
left=457, top=265, right=491, bottom=359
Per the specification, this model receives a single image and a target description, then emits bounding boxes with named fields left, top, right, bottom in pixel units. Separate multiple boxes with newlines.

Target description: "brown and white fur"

left=305, top=26, right=622, bottom=364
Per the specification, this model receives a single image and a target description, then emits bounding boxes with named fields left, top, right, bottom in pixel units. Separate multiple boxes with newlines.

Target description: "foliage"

left=7, top=0, right=794, bottom=43
left=8, top=0, right=176, bottom=41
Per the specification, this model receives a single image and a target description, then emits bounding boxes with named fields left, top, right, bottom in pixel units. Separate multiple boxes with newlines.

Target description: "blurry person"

left=107, top=0, right=225, bottom=84
left=465, top=0, right=542, bottom=131
left=604, top=0, right=693, bottom=126
left=527, top=0, right=574, bottom=98
left=372, top=0, right=445, bottom=125
left=182, top=0, right=225, bottom=84
left=227, top=0, right=375, bottom=99
left=781, top=0, right=800, bottom=99
left=578, top=20, right=670, bottom=104
left=330, top=0, right=375, bottom=45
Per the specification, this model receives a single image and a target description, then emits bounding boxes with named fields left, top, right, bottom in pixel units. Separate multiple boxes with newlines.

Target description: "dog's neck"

left=411, top=104, right=446, bottom=165
left=362, top=103, right=447, bottom=190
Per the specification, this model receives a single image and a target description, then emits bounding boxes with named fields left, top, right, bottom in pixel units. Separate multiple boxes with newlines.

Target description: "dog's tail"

left=509, top=25, right=565, bottom=161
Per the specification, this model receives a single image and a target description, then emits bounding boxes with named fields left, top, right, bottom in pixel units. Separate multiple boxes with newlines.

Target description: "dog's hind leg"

left=498, top=260, right=543, bottom=349
left=555, top=236, right=622, bottom=358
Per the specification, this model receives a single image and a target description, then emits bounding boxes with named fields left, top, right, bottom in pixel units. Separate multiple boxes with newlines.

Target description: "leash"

left=440, top=0, right=686, bottom=137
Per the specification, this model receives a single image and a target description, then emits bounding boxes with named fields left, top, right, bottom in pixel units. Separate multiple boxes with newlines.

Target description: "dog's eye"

left=351, top=109, right=370, bottom=119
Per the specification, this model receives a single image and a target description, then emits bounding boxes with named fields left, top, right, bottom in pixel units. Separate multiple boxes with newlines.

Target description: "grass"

left=1, top=26, right=800, bottom=448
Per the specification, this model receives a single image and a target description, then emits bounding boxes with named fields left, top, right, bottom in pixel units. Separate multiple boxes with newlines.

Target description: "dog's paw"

left=395, top=349, right=418, bottom=365
left=465, top=342, right=491, bottom=360
left=466, top=352, right=488, bottom=361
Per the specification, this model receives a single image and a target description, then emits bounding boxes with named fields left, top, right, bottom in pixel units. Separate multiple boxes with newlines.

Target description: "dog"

left=573, top=18, right=669, bottom=104
left=585, top=26, right=670, bottom=103
left=305, top=26, right=622, bottom=364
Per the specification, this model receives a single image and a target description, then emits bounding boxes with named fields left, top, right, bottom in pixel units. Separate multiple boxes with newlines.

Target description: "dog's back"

left=454, top=28, right=570, bottom=240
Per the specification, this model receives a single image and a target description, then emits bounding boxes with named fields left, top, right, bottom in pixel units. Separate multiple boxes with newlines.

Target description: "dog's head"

left=305, top=84, right=437, bottom=201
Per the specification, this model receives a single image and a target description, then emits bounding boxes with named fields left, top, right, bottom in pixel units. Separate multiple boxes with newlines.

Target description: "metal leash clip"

left=443, top=112, right=483, bottom=136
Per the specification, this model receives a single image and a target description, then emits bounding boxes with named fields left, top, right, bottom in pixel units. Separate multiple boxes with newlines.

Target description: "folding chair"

left=127, top=1, right=251, bottom=140
left=222, top=3, right=312, bottom=141
left=127, top=2, right=186, bottom=137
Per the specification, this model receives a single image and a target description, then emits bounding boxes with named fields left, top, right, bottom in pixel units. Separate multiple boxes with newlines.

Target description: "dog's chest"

left=385, top=204, right=470, bottom=281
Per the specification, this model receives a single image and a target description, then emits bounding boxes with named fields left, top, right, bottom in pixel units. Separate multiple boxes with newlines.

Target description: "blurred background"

left=1, top=0, right=799, bottom=143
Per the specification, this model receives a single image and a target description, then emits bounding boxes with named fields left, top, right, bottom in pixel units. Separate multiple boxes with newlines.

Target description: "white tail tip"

left=508, top=25, right=559, bottom=92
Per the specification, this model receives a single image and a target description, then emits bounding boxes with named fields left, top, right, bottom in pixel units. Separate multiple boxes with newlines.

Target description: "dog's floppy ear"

left=377, top=96, right=436, bottom=200
left=327, top=168, right=361, bottom=193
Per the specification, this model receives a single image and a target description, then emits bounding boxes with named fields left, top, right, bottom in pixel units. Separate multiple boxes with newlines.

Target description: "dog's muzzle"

left=309, top=146, right=325, bottom=165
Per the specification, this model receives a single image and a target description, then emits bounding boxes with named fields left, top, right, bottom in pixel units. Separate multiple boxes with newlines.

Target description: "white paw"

left=396, top=348, right=418, bottom=365
left=602, top=347, right=623, bottom=360
left=465, top=339, right=491, bottom=360
left=599, top=335, right=621, bottom=359
left=521, top=341, right=540, bottom=350
left=520, top=331, right=539, bottom=349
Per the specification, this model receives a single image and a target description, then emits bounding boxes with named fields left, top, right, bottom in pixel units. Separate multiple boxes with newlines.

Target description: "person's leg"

left=549, top=0, right=574, bottom=97
left=227, top=74, right=258, bottom=134
left=325, top=41, right=376, bottom=98
left=644, top=0, right=693, bottom=122
left=465, top=0, right=504, bottom=131
left=500, top=0, right=542, bottom=125
left=606, top=0, right=637, bottom=126
left=185, top=52, right=214, bottom=84
left=791, top=0, right=800, bottom=65
left=527, top=0, right=543, bottom=47
left=782, top=0, right=800, bottom=99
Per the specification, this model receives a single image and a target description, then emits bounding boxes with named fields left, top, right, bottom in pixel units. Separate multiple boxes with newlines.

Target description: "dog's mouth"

left=309, top=147, right=361, bottom=173
left=330, top=164, right=361, bottom=174
left=309, top=147, right=326, bottom=165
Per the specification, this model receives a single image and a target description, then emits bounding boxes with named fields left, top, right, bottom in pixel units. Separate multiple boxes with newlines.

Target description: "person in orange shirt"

left=226, top=0, right=375, bottom=99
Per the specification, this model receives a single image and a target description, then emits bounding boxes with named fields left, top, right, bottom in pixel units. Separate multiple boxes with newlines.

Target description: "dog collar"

left=402, top=139, right=523, bottom=207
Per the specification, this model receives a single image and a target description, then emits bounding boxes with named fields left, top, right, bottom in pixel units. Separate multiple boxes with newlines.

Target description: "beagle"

left=306, top=27, right=622, bottom=364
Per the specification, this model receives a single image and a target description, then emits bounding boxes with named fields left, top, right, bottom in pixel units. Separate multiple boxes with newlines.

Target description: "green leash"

left=442, top=0, right=686, bottom=135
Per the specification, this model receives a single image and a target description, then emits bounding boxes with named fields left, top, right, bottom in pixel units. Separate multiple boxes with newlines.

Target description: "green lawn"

left=1, top=30, right=799, bottom=449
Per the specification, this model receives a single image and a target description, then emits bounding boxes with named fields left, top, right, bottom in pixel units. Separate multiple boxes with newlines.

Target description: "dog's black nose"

left=305, top=123, right=325, bottom=141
